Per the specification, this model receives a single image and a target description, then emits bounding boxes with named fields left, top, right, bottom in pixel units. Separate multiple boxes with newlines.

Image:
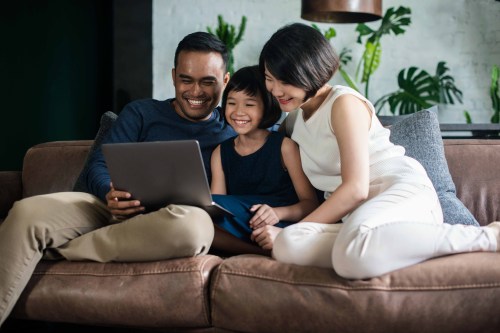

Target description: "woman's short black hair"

left=221, top=65, right=282, bottom=129
left=259, top=23, right=339, bottom=100
left=174, top=32, right=228, bottom=72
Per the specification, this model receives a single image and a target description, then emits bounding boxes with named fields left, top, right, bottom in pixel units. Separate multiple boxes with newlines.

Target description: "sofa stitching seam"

left=217, top=270, right=500, bottom=290
left=210, top=261, right=225, bottom=325
left=199, top=256, right=215, bottom=325
left=32, top=268, right=202, bottom=276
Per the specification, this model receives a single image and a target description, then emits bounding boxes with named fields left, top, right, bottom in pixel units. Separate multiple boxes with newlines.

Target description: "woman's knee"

left=331, top=232, right=384, bottom=279
left=273, top=223, right=335, bottom=268
left=272, top=225, right=299, bottom=262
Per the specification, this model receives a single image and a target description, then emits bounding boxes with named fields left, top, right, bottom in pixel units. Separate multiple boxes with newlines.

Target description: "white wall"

left=153, top=0, right=500, bottom=123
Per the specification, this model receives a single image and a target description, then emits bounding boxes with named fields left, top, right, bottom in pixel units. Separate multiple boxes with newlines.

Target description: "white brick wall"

left=153, top=0, right=500, bottom=123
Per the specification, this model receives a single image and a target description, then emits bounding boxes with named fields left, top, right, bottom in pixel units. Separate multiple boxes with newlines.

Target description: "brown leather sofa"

left=1, top=139, right=500, bottom=333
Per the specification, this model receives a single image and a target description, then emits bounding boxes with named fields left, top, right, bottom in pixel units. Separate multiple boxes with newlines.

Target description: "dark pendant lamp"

left=301, top=0, right=382, bottom=23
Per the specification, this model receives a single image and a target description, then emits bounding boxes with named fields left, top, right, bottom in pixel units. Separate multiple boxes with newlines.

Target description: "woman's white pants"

left=273, top=182, right=496, bottom=279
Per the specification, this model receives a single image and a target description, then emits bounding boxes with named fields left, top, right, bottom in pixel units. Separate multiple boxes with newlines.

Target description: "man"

left=0, top=31, right=236, bottom=327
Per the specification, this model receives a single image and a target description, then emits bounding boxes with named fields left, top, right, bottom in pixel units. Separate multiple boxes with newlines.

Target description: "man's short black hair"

left=259, top=23, right=339, bottom=100
left=222, top=65, right=282, bottom=129
left=174, top=32, right=229, bottom=72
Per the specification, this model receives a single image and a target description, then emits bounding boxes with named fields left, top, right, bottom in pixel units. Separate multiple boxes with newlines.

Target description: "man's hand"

left=105, top=182, right=145, bottom=220
left=249, top=204, right=280, bottom=229
left=250, top=225, right=282, bottom=250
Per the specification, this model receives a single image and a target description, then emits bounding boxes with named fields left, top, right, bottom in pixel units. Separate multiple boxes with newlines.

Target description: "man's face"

left=172, top=51, right=229, bottom=122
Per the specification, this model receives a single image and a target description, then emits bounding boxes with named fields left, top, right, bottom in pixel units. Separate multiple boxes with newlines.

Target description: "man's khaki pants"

left=0, top=192, right=214, bottom=326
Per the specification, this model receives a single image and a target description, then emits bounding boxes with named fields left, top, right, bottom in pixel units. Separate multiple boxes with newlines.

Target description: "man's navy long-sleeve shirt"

left=83, top=98, right=236, bottom=201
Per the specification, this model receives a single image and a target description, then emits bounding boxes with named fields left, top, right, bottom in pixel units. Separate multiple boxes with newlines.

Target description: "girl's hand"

left=105, top=182, right=145, bottom=220
left=249, top=204, right=280, bottom=229
left=251, top=225, right=282, bottom=250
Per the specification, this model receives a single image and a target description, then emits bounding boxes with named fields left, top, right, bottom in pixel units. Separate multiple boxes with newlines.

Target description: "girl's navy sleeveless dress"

left=212, top=131, right=299, bottom=242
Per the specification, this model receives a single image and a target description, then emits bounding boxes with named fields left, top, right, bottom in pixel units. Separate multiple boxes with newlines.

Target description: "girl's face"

left=225, top=89, right=264, bottom=135
left=264, top=67, right=307, bottom=113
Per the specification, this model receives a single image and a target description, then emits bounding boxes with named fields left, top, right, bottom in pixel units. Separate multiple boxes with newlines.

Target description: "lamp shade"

left=301, top=0, right=382, bottom=23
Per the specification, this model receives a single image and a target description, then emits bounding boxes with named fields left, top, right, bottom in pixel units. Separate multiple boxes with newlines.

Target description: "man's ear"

left=223, top=72, right=230, bottom=85
left=171, top=68, right=176, bottom=86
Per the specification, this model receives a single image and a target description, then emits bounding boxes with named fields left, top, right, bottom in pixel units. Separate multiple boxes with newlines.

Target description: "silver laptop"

left=101, top=140, right=233, bottom=216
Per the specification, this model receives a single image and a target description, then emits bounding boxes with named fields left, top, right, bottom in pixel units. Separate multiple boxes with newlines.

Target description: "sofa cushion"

left=13, top=255, right=222, bottom=329
left=389, top=110, right=479, bottom=226
left=211, top=254, right=500, bottom=333
left=73, top=111, right=118, bottom=193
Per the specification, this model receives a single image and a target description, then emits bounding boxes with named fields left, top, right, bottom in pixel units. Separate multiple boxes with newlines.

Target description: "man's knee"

left=152, top=205, right=215, bottom=256
left=6, top=196, right=52, bottom=229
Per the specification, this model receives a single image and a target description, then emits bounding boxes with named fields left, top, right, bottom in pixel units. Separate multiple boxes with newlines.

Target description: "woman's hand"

left=249, top=204, right=280, bottom=229
left=105, top=182, right=145, bottom=220
left=251, top=225, right=282, bottom=250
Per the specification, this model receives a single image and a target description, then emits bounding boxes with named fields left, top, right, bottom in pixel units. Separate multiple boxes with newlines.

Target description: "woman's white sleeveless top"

left=288, top=85, right=432, bottom=198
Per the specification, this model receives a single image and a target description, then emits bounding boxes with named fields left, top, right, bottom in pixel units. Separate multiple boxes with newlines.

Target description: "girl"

left=259, top=23, right=500, bottom=279
left=210, top=65, right=318, bottom=254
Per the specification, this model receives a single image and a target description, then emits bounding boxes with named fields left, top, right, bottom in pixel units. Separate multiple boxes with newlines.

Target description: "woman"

left=259, top=23, right=500, bottom=279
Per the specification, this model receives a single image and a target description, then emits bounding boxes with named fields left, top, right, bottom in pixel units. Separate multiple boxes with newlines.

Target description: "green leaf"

left=234, top=16, right=247, bottom=45
left=464, top=110, right=473, bottom=124
left=490, top=65, right=499, bottom=123
left=324, top=27, right=336, bottom=40
left=355, top=23, right=374, bottom=44
left=361, top=41, right=381, bottom=83
left=338, top=47, right=352, bottom=66
left=377, top=6, right=411, bottom=41
left=339, top=68, right=360, bottom=92
left=433, top=61, right=463, bottom=104
left=311, top=24, right=336, bottom=41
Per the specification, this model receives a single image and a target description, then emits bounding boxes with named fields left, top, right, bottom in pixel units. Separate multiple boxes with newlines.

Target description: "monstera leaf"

left=376, top=6, right=412, bottom=39
left=375, top=67, right=436, bottom=115
left=434, top=61, right=463, bottom=105
left=375, top=62, right=463, bottom=116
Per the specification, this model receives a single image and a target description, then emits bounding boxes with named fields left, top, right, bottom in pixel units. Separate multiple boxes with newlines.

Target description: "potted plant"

left=463, top=65, right=500, bottom=137
left=314, top=6, right=464, bottom=124
left=207, top=15, right=247, bottom=75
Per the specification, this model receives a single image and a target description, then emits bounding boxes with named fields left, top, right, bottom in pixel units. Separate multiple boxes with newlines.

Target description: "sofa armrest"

left=0, top=171, right=22, bottom=219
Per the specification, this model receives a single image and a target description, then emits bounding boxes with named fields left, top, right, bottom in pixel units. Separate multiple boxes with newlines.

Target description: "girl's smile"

left=225, top=90, right=265, bottom=135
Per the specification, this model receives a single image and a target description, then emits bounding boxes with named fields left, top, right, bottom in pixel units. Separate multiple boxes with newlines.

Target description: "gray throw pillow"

left=73, top=111, right=118, bottom=193
left=389, top=109, right=479, bottom=226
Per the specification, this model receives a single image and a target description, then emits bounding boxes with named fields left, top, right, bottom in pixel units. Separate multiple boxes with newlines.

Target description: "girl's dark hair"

left=221, top=65, right=282, bottom=129
left=174, top=32, right=228, bottom=72
left=259, top=23, right=339, bottom=100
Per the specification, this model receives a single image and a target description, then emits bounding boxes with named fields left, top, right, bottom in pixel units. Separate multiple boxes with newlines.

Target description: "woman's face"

left=264, top=67, right=306, bottom=113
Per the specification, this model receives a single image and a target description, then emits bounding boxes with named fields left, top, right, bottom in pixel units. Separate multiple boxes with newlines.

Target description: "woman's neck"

left=300, top=85, right=332, bottom=121
left=234, top=129, right=270, bottom=156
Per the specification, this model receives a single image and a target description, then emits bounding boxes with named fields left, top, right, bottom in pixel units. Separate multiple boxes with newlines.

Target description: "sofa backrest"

left=443, top=139, right=500, bottom=226
left=19, top=139, right=500, bottom=226
left=22, top=141, right=92, bottom=198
